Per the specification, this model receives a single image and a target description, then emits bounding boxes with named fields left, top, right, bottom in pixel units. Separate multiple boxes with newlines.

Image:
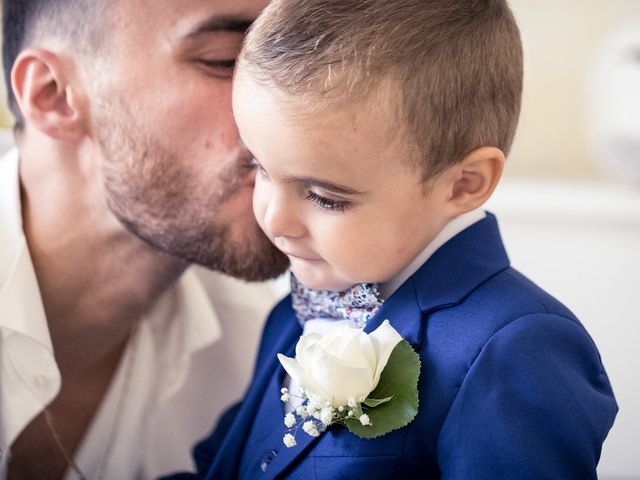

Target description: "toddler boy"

left=168, top=1, right=618, bottom=478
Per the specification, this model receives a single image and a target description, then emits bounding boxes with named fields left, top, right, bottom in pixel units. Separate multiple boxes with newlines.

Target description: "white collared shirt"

left=379, top=208, right=486, bottom=299
left=0, top=148, right=284, bottom=479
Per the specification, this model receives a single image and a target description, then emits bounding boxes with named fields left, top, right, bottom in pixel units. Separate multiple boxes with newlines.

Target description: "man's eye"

left=242, top=156, right=258, bottom=169
left=305, top=191, right=350, bottom=213
left=198, top=59, right=236, bottom=76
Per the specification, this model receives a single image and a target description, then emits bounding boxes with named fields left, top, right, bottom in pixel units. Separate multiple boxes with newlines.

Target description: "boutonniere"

left=277, top=320, right=420, bottom=447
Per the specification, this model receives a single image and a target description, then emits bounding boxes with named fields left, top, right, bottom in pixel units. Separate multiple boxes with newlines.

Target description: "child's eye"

left=305, top=191, right=350, bottom=213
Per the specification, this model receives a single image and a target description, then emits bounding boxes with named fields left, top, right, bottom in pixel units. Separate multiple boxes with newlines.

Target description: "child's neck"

left=379, top=209, right=486, bottom=299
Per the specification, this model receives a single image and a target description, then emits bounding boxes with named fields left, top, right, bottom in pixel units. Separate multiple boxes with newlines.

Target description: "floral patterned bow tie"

left=290, top=275, right=383, bottom=329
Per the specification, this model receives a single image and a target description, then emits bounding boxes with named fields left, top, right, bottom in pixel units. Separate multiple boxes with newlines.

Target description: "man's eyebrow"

left=184, top=15, right=253, bottom=39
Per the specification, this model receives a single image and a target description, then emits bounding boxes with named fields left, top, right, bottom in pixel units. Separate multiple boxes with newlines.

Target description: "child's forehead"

left=235, top=69, right=420, bottom=176
left=282, top=85, right=406, bottom=145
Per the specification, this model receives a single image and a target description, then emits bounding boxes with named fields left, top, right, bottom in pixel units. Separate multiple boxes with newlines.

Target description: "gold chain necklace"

left=42, top=321, right=140, bottom=480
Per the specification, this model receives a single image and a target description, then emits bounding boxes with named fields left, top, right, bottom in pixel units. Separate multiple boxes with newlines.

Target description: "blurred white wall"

left=487, top=180, right=640, bottom=480
left=493, top=4, right=640, bottom=479
left=508, top=0, right=640, bottom=180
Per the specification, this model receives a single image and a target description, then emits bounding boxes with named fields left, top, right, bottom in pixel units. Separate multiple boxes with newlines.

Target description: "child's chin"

left=292, top=269, right=353, bottom=292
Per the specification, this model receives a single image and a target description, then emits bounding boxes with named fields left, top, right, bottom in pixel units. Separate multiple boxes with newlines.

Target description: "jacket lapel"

left=239, top=333, right=323, bottom=480
left=205, top=303, right=303, bottom=480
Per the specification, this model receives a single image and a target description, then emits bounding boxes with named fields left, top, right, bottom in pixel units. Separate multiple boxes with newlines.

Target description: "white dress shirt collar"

left=379, top=208, right=486, bottom=299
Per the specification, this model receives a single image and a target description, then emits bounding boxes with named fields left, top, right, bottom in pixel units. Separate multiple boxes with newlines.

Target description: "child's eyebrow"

left=284, top=175, right=364, bottom=196
left=240, top=139, right=365, bottom=196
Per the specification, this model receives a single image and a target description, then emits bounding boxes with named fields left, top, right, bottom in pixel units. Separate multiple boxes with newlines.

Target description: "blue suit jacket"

left=165, top=213, right=617, bottom=480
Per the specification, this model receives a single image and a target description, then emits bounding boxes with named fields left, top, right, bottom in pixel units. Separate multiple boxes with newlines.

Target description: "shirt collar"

left=0, top=148, right=61, bottom=452
left=0, top=148, right=53, bottom=348
left=379, top=208, right=486, bottom=299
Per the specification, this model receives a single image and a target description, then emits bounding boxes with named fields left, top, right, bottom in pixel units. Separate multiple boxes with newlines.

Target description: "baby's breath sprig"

left=280, top=387, right=373, bottom=448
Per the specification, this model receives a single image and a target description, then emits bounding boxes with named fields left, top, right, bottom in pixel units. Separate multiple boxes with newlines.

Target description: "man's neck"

left=17, top=135, right=188, bottom=375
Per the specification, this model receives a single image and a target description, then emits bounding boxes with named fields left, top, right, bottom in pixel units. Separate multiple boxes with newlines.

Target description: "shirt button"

left=260, top=449, right=278, bottom=472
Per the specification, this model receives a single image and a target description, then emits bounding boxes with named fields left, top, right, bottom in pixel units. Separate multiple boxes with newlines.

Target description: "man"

left=0, top=0, right=288, bottom=479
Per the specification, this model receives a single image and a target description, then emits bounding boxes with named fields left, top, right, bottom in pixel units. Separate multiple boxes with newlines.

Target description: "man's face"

left=88, top=0, right=288, bottom=280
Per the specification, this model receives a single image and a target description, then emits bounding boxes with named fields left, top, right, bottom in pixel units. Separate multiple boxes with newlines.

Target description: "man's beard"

left=92, top=100, right=289, bottom=281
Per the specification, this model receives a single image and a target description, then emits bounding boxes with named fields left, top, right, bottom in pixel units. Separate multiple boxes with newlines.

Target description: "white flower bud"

left=283, top=433, right=297, bottom=448
left=347, top=397, right=357, bottom=408
left=302, top=420, right=320, bottom=437
left=320, top=407, right=334, bottom=426
left=359, top=414, right=371, bottom=426
left=307, top=394, right=323, bottom=412
left=281, top=387, right=289, bottom=394
left=284, top=413, right=296, bottom=428
left=280, top=393, right=290, bottom=403
left=296, top=406, right=309, bottom=419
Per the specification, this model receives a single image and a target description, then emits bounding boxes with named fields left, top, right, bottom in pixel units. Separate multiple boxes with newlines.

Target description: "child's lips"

left=282, top=250, right=322, bottom=262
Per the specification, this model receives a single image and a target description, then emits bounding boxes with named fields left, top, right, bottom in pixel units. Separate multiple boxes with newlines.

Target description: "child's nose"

left=263, top=195, right=306, bottom=240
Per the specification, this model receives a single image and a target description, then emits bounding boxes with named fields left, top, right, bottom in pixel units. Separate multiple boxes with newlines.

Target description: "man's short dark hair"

left=2, top=0, right=103, bottom=130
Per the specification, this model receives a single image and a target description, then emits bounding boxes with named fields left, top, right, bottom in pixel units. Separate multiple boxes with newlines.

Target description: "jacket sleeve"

left=436, top=313, right=617, bottom=480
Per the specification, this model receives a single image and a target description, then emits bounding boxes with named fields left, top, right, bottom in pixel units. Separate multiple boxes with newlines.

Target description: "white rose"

left=277, top=320, right=402, bottom=407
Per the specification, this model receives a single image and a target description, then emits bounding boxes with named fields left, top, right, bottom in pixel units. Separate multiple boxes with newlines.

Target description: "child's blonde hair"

left=240, top=0, right=523, bottom=181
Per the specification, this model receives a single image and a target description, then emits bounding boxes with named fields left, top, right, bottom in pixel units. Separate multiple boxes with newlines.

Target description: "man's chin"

left=214, top=233, right=291, bottom=282
left=175, top=228, right=290, bottom=282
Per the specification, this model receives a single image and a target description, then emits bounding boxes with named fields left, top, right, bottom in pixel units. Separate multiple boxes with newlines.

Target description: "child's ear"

left=12, top=48, right=89, bottom=141
left=447, top=147, right=505, bottom=212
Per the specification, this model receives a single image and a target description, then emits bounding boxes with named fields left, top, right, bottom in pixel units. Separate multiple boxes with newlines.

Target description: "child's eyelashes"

left=249, top=159, right=350, bottom=213
left=256, top=163, right=269, bottom=178
left=305, top=191, right=350, bottom=213
left=247, top=157, right=269, bottom=177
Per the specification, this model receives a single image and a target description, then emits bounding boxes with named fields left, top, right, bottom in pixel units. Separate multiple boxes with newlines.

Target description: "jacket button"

left=260, top=450, right=278, bottom=472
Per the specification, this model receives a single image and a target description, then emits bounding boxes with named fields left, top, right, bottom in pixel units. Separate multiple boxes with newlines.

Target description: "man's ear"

left=447, top=147, right=505, bottom=212
left=11, top=48, right=88, bottom=141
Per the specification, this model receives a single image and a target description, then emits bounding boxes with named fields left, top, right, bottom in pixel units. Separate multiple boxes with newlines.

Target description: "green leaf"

left=345, top=340, right=420, bottom=439
left=363, top=396, right=394, bottom=408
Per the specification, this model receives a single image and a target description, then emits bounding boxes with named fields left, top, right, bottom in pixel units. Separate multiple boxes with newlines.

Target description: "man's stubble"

left=92, top=96, right=289, bottom=281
